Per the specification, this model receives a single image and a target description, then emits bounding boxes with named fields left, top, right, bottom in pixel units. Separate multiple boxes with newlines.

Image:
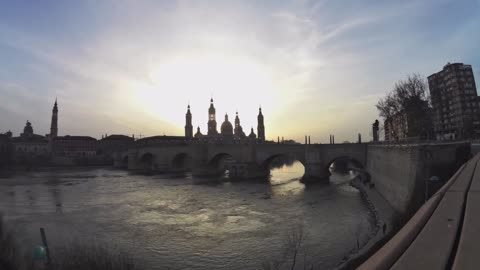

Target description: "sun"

left=132, top=53, right=276, bottom=129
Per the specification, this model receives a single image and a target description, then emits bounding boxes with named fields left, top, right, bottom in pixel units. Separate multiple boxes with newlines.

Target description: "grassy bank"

left=0, top=214, right=139, bottom=270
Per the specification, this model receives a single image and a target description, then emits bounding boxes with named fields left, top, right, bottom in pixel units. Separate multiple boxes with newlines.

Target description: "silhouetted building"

left=194, top=126, right=203, bottom=138
left=50, top=99, right=58, bottom=138
left=52, top=136, right=97, bottom=157
left=11, top=121, right=49, bottom=162
left=428, top=63, right=480, bottom=140
left=98, top=134, right=134, bottom=155
left=234, top=112, right=246, bottom=139
left=257, top=107, right=265, bottom=141
left=135, top=135, right=188, bottom=146
left=384, top=112, right=407, bottom=141
left=220, top=113, right=233, bottom=133
left=384, top=100, right=431, bottom=142
left=185, top=105, right=193, bottom=139
left=0, top=133, right=13, bottom=167
left=187, top=99, right=267, bottom=143
left=372, top=120, right=379, bottom=142
left=248, top=128, right=256, bottom=139
left=207, top=98, right=218, bottom=136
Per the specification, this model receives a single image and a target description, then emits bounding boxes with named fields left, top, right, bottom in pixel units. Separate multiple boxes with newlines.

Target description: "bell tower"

left=257, top=107, right=265, bottom=141
left=185, top=104, right=193, bottom=139
left=207, top=98, right=218, bottom=136
left=50, top=98, right=58, bottom=138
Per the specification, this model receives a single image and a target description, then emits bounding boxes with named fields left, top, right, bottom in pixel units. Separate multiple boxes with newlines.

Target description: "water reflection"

left=0, top=165, right=375, bottom=270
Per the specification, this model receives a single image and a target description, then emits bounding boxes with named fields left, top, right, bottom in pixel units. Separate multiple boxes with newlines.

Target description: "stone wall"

left=366, top=143, right=470, bottom=216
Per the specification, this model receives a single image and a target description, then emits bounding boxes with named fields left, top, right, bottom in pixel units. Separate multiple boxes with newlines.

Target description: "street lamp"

left=425, top=175, right=440, bottom=202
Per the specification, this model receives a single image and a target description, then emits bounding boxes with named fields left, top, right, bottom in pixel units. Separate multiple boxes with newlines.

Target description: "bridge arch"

left=260, top=153, right=305, bottom=169
left=209, top=152, right=235, bottom=167
left=207, top=153, right=237, bottom=177
left=326, top=156, right=364, bottom=175
left=171, top=153, right=192, bottom=171
left=260, top=153, right=306, bottom=179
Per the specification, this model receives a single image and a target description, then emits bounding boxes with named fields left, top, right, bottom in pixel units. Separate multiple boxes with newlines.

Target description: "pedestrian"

left=382, top=223, right=387, bottom=235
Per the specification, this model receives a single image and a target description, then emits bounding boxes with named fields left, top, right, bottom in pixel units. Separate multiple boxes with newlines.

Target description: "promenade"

left=358, top=153, right=480, bottom=270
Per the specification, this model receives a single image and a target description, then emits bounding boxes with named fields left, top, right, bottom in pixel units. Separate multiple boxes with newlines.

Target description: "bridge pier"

left=302, top=162, right=330, bottom=182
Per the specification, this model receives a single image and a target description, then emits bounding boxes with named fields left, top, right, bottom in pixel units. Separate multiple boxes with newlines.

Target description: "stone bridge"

left=113, top=141, right=368, bottom=180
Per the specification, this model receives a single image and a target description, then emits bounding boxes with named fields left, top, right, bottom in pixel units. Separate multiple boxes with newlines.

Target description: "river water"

left=0, top=162, right=376, bottom=269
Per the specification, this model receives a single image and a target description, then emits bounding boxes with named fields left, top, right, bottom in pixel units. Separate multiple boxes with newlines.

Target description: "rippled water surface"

left=0, top=162, right=375, bottom=269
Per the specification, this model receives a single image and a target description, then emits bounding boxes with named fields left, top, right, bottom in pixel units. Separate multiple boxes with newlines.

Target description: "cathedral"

left=185, top=98, right=265, bottom=142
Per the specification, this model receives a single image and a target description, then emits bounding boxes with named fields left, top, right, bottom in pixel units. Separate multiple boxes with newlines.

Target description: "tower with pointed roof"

left=207, top=98, right=218, bottom=136
left=234, top=111, right=246, bottom=139
left=185, top=104, right=193, bottom=139
left=50, top=99, right=58, bottom=138
left=257, top=107, right=265, bottom=141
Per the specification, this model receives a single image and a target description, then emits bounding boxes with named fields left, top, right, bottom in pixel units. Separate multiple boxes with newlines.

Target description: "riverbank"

left=335, top=176, right=399, bottom=269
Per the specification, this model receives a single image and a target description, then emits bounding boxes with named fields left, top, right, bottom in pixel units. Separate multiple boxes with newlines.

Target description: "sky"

left=1, top=0, right=479, bottom=143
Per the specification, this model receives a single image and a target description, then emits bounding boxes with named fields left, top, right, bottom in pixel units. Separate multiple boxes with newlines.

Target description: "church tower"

left=207, top=98, right=218, bottom=136
left=257, top=107, right=265, bottom=141
left=185, top=104, right=193, bottom=139
left=50, top=98, right=58, bottom=138
left=234, top=111, right=246, bottom=139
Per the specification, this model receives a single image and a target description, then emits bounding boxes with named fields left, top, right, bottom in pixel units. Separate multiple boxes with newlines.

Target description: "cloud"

left=0, top=0, right=479, bottom=142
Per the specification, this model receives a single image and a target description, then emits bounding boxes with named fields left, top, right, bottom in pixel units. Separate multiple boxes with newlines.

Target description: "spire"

left=50, top=98, right=58, bottom=138
left=185, top=103, right=193, bottom=139
left=208, top=98, right=217, bottom=136
left=257, top=106, right=265, bottom=141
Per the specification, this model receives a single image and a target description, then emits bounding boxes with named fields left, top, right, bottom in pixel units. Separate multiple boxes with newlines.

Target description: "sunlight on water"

left=0, top=168, right=375, bottom=270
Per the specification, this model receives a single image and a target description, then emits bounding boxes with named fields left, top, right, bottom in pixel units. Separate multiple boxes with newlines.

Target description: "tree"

left=376, top=74, right=432, bottom=141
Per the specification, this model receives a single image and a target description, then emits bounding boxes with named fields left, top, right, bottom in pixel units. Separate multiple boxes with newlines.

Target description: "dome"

left=194, top=127, right=203, bottom=138
left=221, top=114, right=233, bottom=135
left=248, top=128, right=256, bottom=139
left=22, top=121, right=34, bottom=137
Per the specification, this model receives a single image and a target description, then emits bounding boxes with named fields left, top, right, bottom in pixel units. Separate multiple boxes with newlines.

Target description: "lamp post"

left=425, top=175, right=440, bottom=202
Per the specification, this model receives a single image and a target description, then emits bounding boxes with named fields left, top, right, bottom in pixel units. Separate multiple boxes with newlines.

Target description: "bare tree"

left=376, top=74, right=432, bottom=140
left=262, top=223, right=313, bottom=270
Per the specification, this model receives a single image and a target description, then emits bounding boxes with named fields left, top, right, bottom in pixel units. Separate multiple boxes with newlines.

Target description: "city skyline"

left=1, top=1, right=480, bottom=143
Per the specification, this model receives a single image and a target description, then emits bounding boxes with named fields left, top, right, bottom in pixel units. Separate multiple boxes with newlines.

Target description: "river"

left=0, top=162, right=376, bottom=269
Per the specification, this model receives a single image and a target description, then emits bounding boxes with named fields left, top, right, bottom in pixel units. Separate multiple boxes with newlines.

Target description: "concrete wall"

left=367, top=143, right=470, bottom=216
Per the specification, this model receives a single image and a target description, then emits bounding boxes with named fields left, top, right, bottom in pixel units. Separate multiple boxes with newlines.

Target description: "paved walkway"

left=358, top=153, right=480, bottom=270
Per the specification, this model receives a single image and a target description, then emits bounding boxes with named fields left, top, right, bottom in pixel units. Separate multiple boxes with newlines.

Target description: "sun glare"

left=133, top=53, right=276, bottom=129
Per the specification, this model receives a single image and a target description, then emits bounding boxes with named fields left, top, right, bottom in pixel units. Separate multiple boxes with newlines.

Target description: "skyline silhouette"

left=1, top=1, right=479, bottom=143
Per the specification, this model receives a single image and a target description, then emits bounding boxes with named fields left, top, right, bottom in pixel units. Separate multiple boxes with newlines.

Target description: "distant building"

left=185, top=105, right=193, bottom=139
left=384, top=112, right=407, bottom=141
left=98, top=134, right=134, bottom=154
left=49, top=99, right=58, bottom=139
left=0, top=133, right=13, bottom=167
left=136, top=135, right=188, bottom=146
left=428, top=63, right=480, bottom=140
left=11, top=121, right=49, bottom=162
left=185, top=99, right=267, bottom=143
left=257, top=107, right=265, bottom=141
left=52, top=136, right=97, bottom=157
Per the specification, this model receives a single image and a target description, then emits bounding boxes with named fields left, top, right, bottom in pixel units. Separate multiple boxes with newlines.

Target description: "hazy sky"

left=1, top=0, right=479, bottom=143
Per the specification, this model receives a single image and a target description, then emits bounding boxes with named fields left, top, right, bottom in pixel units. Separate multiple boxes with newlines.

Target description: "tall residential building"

left=428, top=63, right=479, bottom=140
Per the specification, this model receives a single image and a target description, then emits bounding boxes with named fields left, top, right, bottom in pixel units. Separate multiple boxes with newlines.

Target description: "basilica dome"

left=221, top=114, right=233, bottom=135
